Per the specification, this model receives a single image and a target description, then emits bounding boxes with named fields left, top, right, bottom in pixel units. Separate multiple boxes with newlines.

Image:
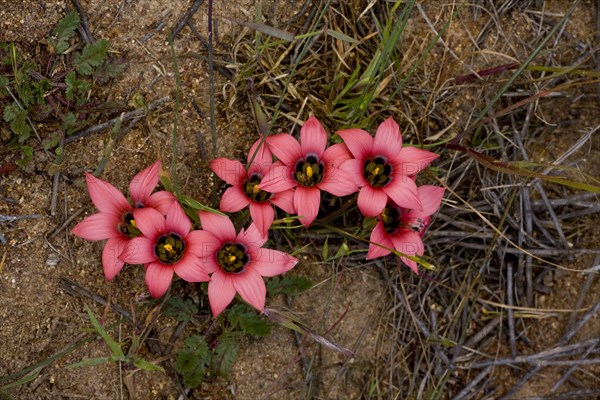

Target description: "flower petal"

left=395, top=147, right=439, bottom=175
left=198, top=211, right=237, bottom=242
left=248, top=202, right=274, bottom=239
left=232, top=268, right=266, bottom=312
left=366, top=222, right=394, bottom=259
left=300, top=115, right=328, bottom=158
left=382, top=176, right=421, bottom=211
left=266, top=133, right=302, bottom=167
left=145, top=262, right=174, bottom=298
left=120, top=237, right=156, bottom=264
left=129, top=161, right=161, bottom=207
left=85, top=173, right=131, bottom=216
left=318, top=165, right=358, bottom=197
left=165, top=202, right=191, bottom=236
left=357, top=186, right=387, bottom=217
left=294, top=186, right=321, bottom=227
left=133, top=207, right=165, bottom=240
left=238, top=222, right=268, bottom=251
left=174, top=253, right=210, bottom=282
left=321, top=142, right=352, bottom=165
left=336, top=128, right=373, bottom=160
left=185, top=230, right=221, bottom=273
left=219, top=186, right=249, bottom=213
left=339, top=159, right=368, bottom=187
left=102, top=236, right=128, bottom=281
left=247, top=135, right=272, bottom=174
left=146, top=191, right=177, bottom=215
left=210, top=158, right=245, bottom=186
left=251, top=249, right=298, bottom=277
left=208, top=269, right=236, bottom=317
left=411, top=186, right=445, bottom=217
left=259, top=164, right=296, bottom=193
left=391, top=230, right=424, bottom=274
left=71, top=213, right=120, bottom=241
left=373, top=117, right=402, bottom=160
left=270, top=189, right=295, bottom=214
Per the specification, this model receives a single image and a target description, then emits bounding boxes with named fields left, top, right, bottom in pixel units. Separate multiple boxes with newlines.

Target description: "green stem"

left=168, top=32, right=181, bottom=197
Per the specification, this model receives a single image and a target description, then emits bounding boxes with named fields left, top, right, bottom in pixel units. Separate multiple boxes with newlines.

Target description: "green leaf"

left=322, top=236, right=329, bottom=260
left=175, top=335, right=211, bottom=388
left=178, top=195, right=226, bottom=215
left=227, top=304, right=271, bottom=336
left=61, top=112, right=79, bottom=134
left=162, top=296, right=196, bottom=322
left=16, top=145, right=33, bottom=166
left=266, top=276, right=312, bottom=297
left=75, top=39, right=109, bottom=75
left=43, top=132, right=62, bottom=150
left=51, top=11, right=80, bottom=54
left=0, top=370, right=39, bottom=391
left=326, top=29, right=359, bottom=44
left=65, top=71, right=91, bottom=102
left=239, top=313, right=271, bottom=336
left=67, top=356, right=111, bottom=369
left=84, top=304, right=125, bottom=359
left=133, top=358, right=164, bottom=372
left=3, top=103, right=30, bottom=142
left=214, top=335, right=237, bottom=378
left=0, top=75, right=9, bottom=91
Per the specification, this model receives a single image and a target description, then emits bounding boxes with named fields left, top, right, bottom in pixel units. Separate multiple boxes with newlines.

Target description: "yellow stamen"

left=253, top=184, right=260, bottom=194
left=228, top=255, right=237, bottom=263
left=164, top=244, right=174, bottom=253
left=371, top=167, right=380, bottom=176
left=130, top=219, right=137, bottom=227
left=306, top=165, right=313, bottom=179
left=381, top=208, right=391, bottom=223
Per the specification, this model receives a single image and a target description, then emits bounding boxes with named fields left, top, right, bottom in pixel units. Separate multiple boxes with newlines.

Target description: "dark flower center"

left=363, top=156, right=392, bottom=188
left=294, top=154, right=324, bottom=187
left=381, top=206, right=402, bottom=234
left=381, top=206, right=429, bottom=236
left=244, top=173, right=272, bottom=203
left=155, top=233, right=185, bottom=264
left=217, top=243, right=249, bottom=274
left=118, top=212, right=141, bottom=238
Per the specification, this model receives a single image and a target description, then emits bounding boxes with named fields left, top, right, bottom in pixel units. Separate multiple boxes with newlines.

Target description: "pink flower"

left=71, top=161, right=176, bottom=281
left=195, top=211, right=298, bottom=317
left=337, top=117, right=439, bottom=217
left=119, top=202, right=210, bottom=298
left=260, top=115, right=358, bottom=227
left=367, top=185, right=445, bottom=273
left=210, top=136, right=294, bottom=238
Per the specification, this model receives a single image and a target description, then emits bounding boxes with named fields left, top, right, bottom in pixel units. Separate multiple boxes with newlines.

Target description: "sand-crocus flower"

left=71, top=161, right=176, bottom=281
left=260, top=115, right=358, bottom=227
left=119, top=202, right=210, bottom=298
left=367, top=185, right=444, bottom=273
left=210, top=136, right=294, bottom=238
left=195, top=211, right=298, bottom=317
left=338, top=117, right=439, bottom=217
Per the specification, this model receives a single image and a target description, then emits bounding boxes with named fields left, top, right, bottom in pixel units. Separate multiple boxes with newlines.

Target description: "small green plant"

left=171, top=301, right=274, bottom=387
left=0, top=11, right=125, bottom=166
left=171, top=276, right=310, bottom=388
left=69, top=305, right=163, bottom=373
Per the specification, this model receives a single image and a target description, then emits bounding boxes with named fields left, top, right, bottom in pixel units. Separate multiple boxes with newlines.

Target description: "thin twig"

left=171, top=0, right=204, bottom=40
left=452, top=365, right=493, bottom=400
left=0, top=214, right=44, bottom=223
left=48, top=207, right=85, bottom=239
left=65, top=96, right=169, bottom=143
left=59, top=277, right=135, bottom=324
left=70, top=0, right=94, bottom=44
left=507, top=263, right=517, bottom=358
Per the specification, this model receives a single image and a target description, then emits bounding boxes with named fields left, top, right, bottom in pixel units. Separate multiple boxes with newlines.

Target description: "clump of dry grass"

left=222, top=0, right=600, bottom=398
